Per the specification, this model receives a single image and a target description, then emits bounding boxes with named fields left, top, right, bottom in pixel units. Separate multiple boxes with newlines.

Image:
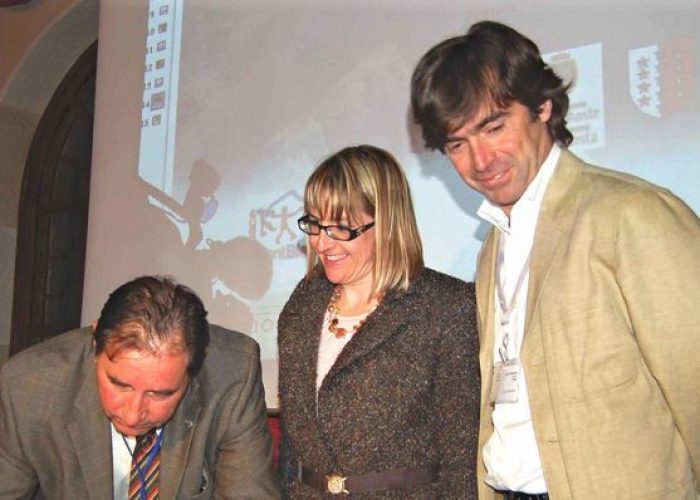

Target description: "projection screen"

left=85, top=0, right=699, bottom=408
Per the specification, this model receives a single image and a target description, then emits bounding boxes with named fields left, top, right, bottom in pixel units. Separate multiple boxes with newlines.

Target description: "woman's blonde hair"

left=303, top=145, right=423, bottom=297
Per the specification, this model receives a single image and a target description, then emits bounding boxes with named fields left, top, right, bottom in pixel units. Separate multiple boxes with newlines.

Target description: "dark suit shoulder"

left=208, top=324, right=259, bottom=355
left=416, top=267, right=474, bottom=294
left=1, top=328, right=93, bottom=383
left=0, top=328, right=95, bottom=430
left=286, top=272, right=333, bottom=300
left=406, top=267, right=476, bottom=314
left=198, top=324, right=261, bottom=392
left=278, top=272, right=333, bottom=323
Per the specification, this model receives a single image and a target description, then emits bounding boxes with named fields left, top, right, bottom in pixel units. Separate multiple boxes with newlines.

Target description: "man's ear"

left=538, top=99, right=553, bottom=123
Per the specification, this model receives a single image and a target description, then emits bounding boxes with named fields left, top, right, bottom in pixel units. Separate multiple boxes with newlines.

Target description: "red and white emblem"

left=628, top=37, right=693, bottom=118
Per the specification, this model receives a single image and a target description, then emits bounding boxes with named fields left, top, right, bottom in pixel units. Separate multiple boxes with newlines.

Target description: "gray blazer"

left=0, top=325, right=278, bottom=499
left=277, top=267, right=479, bottom=499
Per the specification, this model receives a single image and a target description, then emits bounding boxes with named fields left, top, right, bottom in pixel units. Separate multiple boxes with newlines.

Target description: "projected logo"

left=628, top=37, right=693, bottom=118
left=545, top=43, right=605, bottom=150
left=249, top=190, right=304, bottom=259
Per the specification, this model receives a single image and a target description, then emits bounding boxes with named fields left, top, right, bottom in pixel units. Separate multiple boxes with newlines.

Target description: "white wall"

left=0, top=0, right=98, bottom=363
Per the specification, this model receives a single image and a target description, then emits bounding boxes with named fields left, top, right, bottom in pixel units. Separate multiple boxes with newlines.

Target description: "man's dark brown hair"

left=411, top=20, right=573, bottom=151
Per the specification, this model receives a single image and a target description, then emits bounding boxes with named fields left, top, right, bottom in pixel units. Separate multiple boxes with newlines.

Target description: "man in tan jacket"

left=411, top=20, right=699, bottom=499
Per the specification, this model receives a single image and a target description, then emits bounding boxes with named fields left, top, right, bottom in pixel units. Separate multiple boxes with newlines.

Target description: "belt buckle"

left=326, top=474, right=348, bottom=495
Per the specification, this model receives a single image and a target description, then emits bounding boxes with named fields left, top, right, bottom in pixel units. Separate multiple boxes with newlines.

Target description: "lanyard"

left=496, top=241, right=531, bottom=363
left=123, top=430, right=163, bottom=500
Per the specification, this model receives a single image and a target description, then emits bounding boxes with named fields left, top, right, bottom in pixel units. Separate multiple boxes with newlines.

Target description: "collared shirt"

left=111, top=423, right=163, bottom=500
left=478, top=144, right=561, bottom=493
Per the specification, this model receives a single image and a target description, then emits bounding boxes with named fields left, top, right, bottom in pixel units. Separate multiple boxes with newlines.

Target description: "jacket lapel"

left=322, top=280, right=413, bottom=385
left=477, top=151, right=582, bottom=383
left=476, top=229, right=498, bottom=405
left=160, top=376, right=202, bottom=499
left=524, top=150, right=581, bottom=347
left=68, top=355, right=113, bottom=500
left=475, top=228, right=499, bottom=496
left=525, top=221, right=563, bottom=335
left=302, top=278, right=333, bottom=400
left=287, top=275, right=334, bottom=465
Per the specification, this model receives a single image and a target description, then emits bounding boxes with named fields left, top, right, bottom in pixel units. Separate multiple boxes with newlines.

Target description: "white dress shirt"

left=111, top=423, right=135, bottom=500
left=477, top=144, right=561, bottom=493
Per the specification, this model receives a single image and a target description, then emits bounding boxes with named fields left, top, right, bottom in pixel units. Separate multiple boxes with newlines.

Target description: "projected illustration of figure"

left=250, top=190, right=304, bottom=244
left=275, top=205, right=301, bottom=244
left=103, top=158, right=272, bottom=335
left=182, top=158, right=221, bottom=248
left=197, top=237, right=273, bottom=332
left=256, top=208, right=277, bottom=237
left=249, top=208, right=277, bottom=239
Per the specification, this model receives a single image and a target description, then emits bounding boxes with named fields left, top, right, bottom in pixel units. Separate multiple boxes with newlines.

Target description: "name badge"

left=494, top=360, right=520, bottom=404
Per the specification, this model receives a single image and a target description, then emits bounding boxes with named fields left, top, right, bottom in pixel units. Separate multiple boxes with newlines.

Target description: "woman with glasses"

left=277, top=145, right=479, bottom=498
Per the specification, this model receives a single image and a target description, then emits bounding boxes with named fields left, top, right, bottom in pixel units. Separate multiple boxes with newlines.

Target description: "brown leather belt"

left=497, top=491, right=549, bottom=500
left=299, top=463, right=439, bottom=495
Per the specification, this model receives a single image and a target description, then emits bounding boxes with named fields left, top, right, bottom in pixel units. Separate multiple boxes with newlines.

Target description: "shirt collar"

left=477, top=143, right=561, bottom=234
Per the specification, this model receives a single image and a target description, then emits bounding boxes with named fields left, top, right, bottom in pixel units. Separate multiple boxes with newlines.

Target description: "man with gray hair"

left=0, top=275, right=278, bottom=499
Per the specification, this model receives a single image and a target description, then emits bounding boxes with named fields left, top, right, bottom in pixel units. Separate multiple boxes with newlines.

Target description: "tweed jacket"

left=277, top=267, right=480, bottom=499
left=476, top=150, right=700, bottom=499
left=0, top=325, right=278, bottom=499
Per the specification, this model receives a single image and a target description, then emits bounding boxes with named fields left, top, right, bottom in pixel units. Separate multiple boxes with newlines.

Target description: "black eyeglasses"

left=297, top=215, right=375, bottom=241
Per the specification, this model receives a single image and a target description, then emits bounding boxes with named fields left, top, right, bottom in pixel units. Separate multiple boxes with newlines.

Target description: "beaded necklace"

left=326, top=286, right=380, bottom=338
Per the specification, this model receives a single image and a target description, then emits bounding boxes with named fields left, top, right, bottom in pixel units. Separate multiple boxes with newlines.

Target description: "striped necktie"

left=128, top=430, right=160, bottom=500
